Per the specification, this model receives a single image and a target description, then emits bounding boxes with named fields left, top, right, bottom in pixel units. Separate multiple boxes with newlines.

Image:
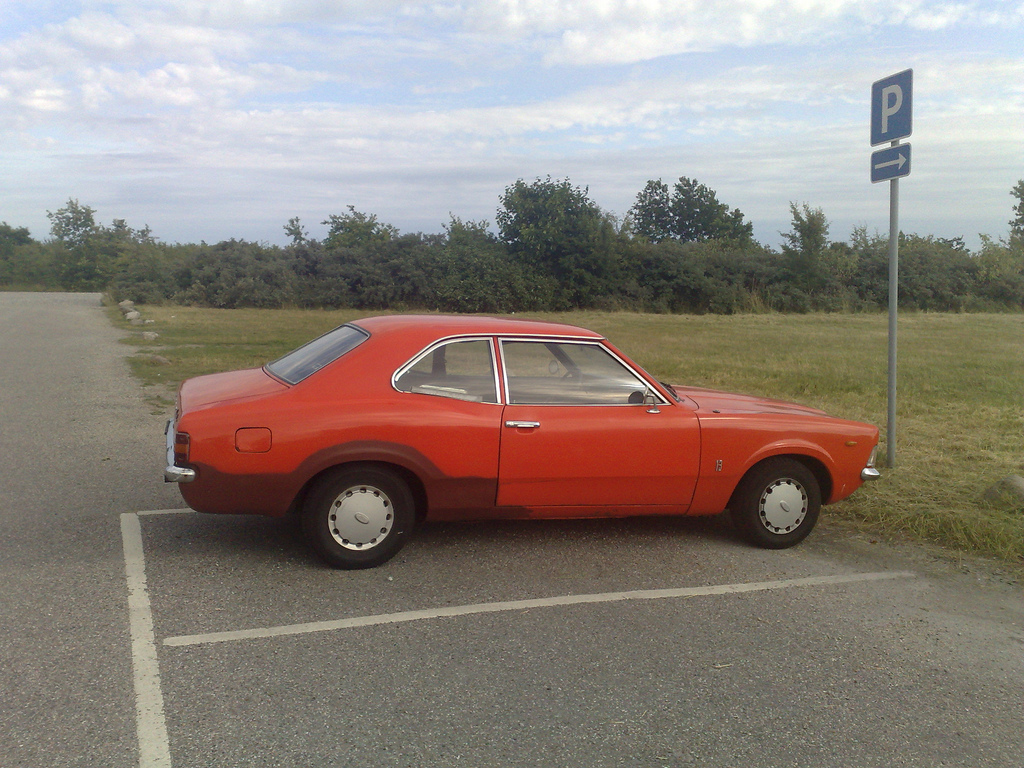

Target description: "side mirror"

left=643, top=389, right=661, bottom=414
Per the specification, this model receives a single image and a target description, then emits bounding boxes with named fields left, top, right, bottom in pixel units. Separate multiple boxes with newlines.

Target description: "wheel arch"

left=291, top=460, right=429, bottom=524
left=729, top=453, right=833, bottom=510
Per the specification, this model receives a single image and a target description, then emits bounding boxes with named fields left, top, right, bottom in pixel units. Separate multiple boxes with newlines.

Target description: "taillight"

left=174, top=432, right=190, bottom=463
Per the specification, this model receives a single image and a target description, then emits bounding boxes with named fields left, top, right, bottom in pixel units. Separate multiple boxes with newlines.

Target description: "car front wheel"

left=303, top=466, right=415, bottom=569
left=730, top=458, right=821, bottom=549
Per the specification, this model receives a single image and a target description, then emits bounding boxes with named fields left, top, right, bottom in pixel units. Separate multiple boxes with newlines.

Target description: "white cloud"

left=463, top=0, right=877, bottom=62
left=459, top=0, right=1023, bottom=64
left=0, top=0, right=1021, bottom=247
left=22, top=85, right=68, bottom=112
left=904, top=3, right=972, bottom=30
left=102, top=0, right=406, bottom=27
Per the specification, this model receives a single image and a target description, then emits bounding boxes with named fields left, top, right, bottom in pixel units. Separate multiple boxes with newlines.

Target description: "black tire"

left=729, top=458, right=821, bottom=549
left=302, top=465, right=415, bottom=569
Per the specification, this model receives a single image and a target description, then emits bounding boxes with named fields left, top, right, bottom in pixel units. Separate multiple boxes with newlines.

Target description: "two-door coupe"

left=165, top=315, right=880, bottom=568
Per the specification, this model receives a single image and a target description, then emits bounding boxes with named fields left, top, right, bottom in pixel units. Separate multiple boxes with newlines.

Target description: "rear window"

left=266, top=324, right=369, bottom=384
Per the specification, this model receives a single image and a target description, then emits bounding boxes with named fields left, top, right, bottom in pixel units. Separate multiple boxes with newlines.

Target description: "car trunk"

left=178, top=367, right=289, bottom=413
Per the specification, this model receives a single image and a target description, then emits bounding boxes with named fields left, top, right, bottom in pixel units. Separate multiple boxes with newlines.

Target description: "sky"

left=2, top=0, right=1023, bottom=250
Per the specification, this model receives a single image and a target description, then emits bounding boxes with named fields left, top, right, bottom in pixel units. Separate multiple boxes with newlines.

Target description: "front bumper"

left=860, top=446, right=881, bottom=481
left=164, top=419, right=196, bottom=483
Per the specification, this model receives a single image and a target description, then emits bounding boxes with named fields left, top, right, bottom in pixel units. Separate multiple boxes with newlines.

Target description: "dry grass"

left=116, top=305, right=1024, bottom=564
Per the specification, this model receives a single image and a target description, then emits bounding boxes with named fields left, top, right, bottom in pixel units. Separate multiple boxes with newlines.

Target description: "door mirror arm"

left=643, top=389, right=661, bottom=414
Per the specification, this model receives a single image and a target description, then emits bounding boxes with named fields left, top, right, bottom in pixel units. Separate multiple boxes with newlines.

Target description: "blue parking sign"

left=871, top=69, right=913, bottom=146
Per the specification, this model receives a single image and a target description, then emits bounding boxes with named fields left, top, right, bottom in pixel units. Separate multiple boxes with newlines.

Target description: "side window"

left=394, top=339, right=498, bottom=403
left=266, top=324, right=368, bottom=384
left=501, top=340, right=652, bottom=405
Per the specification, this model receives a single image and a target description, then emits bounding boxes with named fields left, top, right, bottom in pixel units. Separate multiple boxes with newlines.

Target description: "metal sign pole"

left=887, top=167, right=899, bottom=468
left=871, top=68, right=911, bottom=469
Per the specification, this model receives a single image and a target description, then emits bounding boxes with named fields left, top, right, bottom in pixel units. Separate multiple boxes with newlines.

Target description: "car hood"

left=179, top=367, right=288, bottom=411
left=669, top=385, right=829, bottom=417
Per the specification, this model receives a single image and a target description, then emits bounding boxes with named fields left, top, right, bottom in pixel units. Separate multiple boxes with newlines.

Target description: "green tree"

left=47, top=198, right=97, bottom=249
left=629, top=177, right=752, bottom=243
left=616, top=238, right=712, bottom=313
left=322, top=206, right=398, bottom=249
left=101, top=219, right=171, bottom=302
left=975, top=235, right=1016, bottom=281
left=1010, top=179, right=1024, bottom=241
left=671, top=177, right=752, bottom=243
left=0, top=222, right=33, bottom=251
left=173, top=240, right=297, bottom=308
left=975, top=234, right=1024, bottom=308
left=0, top=223, right=40, bottom=286
left=433, top=217, right=544, bottom=312
left=780, top=202, right=831, bottom=293
left=284, top=216, right=308, bottom=245
left=629, top=180, right=673, bottom=242
left=47, top=199, right=106, bottom=288
left=44, top=200, right=166, bottom=292
left=897, top=235, right=977, bottom=311
left=496, top=177, right=616, bottom=307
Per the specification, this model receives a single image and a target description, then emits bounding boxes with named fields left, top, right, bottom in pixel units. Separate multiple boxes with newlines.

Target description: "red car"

left=165, top=315, right=880, bottom=568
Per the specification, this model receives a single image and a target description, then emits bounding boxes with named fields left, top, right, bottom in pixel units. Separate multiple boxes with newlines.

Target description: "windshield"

left=266, top=324, right=369, bottom=384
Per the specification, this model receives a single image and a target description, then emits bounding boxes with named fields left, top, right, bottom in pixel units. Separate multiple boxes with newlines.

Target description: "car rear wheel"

left=730, top=458, right=821, bottom=549
left=302, top=466, right=415, bottom=569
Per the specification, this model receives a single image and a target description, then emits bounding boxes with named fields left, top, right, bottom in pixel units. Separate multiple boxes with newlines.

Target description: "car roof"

left=351, top=314, right=604, bottom=341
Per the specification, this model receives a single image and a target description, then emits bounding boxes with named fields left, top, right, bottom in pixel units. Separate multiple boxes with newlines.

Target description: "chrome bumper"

left=860, top=446, right=880, bottom=481
left=164, top=419, right=195, bottom=483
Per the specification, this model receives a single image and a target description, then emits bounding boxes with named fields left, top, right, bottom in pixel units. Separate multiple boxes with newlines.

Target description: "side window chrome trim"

left=392, top=336, right=502, bottom=404
left=497, top=338, right=669, bottom=407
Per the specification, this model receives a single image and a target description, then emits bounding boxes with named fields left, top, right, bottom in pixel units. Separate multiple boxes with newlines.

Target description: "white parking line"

left=123, top=505, right=916, bottom=768
left=121, top=512, right=171, bottom=768
left=163, top=570, right=916, bottom=648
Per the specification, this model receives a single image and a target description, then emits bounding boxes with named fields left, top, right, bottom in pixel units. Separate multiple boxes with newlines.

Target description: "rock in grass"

left=982, top=475, right=1024, bottom=510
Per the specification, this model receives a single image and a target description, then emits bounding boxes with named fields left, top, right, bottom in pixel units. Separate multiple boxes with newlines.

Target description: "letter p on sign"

left=880, top=85, right=902, bottom=133
left=871, top=69, right=913, bottom=146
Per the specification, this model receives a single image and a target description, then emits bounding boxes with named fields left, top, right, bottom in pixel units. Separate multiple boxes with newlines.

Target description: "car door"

left=496, top=339, right=700, bottom=511
left=391, top=336, right=505, bottom=516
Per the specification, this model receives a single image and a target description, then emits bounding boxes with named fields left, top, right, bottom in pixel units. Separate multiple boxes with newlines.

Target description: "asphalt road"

left=1, top=292, right=1022, bottom=768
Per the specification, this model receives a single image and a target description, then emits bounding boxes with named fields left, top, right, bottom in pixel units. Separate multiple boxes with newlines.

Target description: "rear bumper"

left=164, top=419, right=196, bottom=483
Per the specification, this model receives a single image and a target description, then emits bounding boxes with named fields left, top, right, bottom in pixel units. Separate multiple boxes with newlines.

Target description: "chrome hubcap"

left=758, top=478, right=808, bottom=533
left=327, top=485, right=394, bottom=550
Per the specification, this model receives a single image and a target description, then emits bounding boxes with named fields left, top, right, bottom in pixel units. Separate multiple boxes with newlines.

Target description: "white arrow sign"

left=874, top=152, right=907, bottom=171
left=870, top=144, right=911, bottom=183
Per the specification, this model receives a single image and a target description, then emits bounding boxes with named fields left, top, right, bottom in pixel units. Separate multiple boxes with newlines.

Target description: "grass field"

left=118, top=304, right=1024, bottom=566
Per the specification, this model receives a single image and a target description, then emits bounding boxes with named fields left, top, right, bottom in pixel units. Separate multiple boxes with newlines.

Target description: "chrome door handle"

left=505, top=420, right=540, bottom=429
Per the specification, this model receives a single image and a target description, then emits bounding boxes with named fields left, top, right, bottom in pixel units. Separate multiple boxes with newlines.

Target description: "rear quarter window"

left=266, top=324, right=369, bottom=384
left=394, top=338, right=498, bottom=403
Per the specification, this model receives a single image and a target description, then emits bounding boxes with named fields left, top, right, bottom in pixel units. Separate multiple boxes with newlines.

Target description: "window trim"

left=497, top=337, right=669, bottom=407
left=391, top=335, right=502, bottom=405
